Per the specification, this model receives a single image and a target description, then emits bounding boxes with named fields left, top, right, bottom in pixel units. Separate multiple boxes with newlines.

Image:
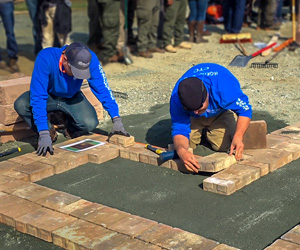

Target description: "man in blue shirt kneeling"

left=15, top=42, right=129, bottom=156
left=170, top=63, right=252, bottom=173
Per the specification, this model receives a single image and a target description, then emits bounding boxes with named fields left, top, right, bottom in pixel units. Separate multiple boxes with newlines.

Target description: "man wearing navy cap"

left=14, top=42, right=129, bottom=156
left=170, top=63, right=252, bottom=173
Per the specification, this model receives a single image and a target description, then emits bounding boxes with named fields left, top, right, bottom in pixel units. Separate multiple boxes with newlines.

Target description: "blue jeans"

left=0, top=2, right=18, bottom=61
left=188, top=0, right=209, bottom=22
left=25, top=0, right=42, bottom=55
left=223, top=0, right=246, bottom=33
left=14, top=91, right=99, bottom=133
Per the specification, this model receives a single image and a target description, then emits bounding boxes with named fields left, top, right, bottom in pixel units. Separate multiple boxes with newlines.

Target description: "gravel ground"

left=0, top=10, right=299, bottom=146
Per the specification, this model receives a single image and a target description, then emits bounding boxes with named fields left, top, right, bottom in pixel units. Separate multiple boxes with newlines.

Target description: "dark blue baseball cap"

left=65, top=42, right=91, bottom=79
left=178, top=77, right=208, bottom=111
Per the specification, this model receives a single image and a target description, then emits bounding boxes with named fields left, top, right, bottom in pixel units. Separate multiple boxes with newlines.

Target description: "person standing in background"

left=87, top=0, right=102, bottom=54
left=39, top=0, right=72, bottom=48
left=136, top=0, right=164, bottom=58
left=223, top=0, right=246, bottom=34
left=188, top=0, right=211, bottom=43
left=25, top=0, right=43, bottom=55
left=162, top=0, right=192, bottom=53
left=0, top=0, right=19, bottom=72
left=256, top=0, right=279, bottom=30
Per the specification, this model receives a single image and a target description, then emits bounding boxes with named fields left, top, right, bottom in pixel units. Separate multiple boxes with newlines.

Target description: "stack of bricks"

left=0, top=77, right=104, bottom=143
left=0, top=77, right=34, bottom=143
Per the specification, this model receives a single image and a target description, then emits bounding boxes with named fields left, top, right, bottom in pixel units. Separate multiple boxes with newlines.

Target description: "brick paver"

left=243, top=148, right=293, bottom=172
left=16, top=207, right=77, bottom=242
left=2, top=181, right=57, bottom=202
left=58, top=199, right=94, bottom=214
left=13, top=162, right=54, bottom=182
left=198, top=153, right=236, bottom=172
left=281, top=224, right=300, bottom=245
left=2, top=170, right=30, bottom=181
left=109, top=134, right=135, bottom=147
left=35, top=191, right=81, bottom=211
left=109, top=214, right=158, bottom=237
left=88, top=147, right=119, bottom=164
left=264, top=239, right=300, bottom=249
left=0, top=160, right=21, bottom=174
left=52, top=219, right=117, bottom=249
left=0, top=194, right=41, bottom=227
left=243, top=120, right=267, bottom=149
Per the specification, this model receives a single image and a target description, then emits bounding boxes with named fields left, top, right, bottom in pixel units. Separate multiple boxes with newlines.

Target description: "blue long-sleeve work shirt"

left=30, top=46, right=119, bottom=132
left=170, top=63, right=252, bottom=139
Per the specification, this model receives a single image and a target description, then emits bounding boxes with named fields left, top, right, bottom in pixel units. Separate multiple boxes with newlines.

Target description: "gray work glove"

left=37, top=130, right=54, bottom=156
left=111, top=117, right=130, bottom=137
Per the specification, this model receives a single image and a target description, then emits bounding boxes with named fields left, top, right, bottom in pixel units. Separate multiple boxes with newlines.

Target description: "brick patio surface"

left=1, top=123, right=300, bottom=249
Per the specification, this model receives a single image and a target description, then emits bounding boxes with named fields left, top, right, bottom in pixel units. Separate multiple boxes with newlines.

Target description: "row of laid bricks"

left=1, top=123, right=300, bottom=196
left=0, top=179, right=237, bottom=249
left=203, top=122, right=300, bottom=195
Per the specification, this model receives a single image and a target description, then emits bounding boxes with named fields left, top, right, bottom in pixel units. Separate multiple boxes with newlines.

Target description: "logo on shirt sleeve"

left=236, top=98, right=250, bottom=111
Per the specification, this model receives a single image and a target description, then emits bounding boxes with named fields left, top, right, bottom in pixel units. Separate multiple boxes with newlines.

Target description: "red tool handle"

left=252, top=42, right=277, bottom=57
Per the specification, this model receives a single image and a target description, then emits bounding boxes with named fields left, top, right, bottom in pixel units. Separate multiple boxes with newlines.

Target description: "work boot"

left=148, top=47, right=165, bottom=53
left=138, top=50, right=153, bottom=58
left=176, top=42, right=192, bottom=49
left=0, top=60, right=6, bottom=70
left=165, top=44, right=177, bottom=53
left=200, top=21, right=211, bottom=36
left=8, top=58, right=20, bottom=73
left=188, top=21, right=197, bottom=42
left=64, top=129, right=88, bottom=139
left=196, top=22, right=208, bottom=43
left=49, top=125, right=58, bottom=143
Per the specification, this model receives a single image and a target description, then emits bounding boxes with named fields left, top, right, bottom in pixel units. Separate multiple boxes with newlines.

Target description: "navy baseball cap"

left=178, top=77, right=208, bottom=111
left=65, top=42, right=91, bottom=79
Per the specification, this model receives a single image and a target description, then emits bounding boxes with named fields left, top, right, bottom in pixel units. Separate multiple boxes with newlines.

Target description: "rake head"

left=250, top=63, right=278, bottom=68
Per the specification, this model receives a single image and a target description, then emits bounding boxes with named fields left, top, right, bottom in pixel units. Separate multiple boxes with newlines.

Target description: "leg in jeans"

left=205, top=110, right=237, bottom=152
left=14, top=91, right=99, bottom=133
left=223, top=0, right=233, bottom=33
left=231, top=0, right=246, bottom=33
left=25, top=0, right=42, bottom=55
left=0, top=2, right=18, bottom=60
left=197, top=0, right=208, bottom=21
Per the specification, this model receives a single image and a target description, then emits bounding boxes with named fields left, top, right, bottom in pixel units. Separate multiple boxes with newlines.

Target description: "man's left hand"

left=229, top=136, right=244, bottom=161
left=111, top=117, right=130, bottom=136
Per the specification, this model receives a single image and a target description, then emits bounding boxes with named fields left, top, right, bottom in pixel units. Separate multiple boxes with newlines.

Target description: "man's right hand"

left=37, top=130, right=54, bottom=156
left=177, top=148, right=201, bottom=173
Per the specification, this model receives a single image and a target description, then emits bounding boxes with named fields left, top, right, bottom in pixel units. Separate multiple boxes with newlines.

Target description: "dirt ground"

left=1, top=8, right=300, bottom=250
left=1, top=9, right=300, bottom=125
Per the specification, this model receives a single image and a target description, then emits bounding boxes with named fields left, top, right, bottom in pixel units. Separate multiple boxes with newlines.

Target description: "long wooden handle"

left=252, top=42, right=277, bottom=57
left=273, top=38, right=294, bottom=52
left=292, top=0, right=296, bottom=41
